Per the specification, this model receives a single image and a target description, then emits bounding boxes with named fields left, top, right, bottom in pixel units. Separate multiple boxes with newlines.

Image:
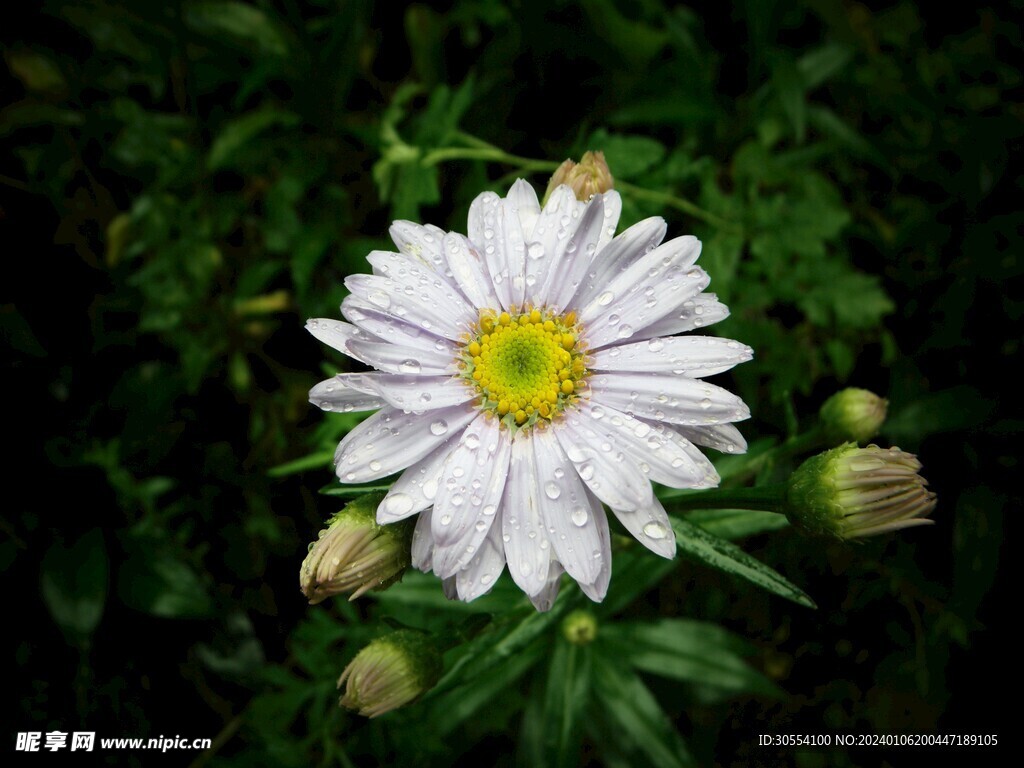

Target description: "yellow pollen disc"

left=460, top=307, right=589, bottom=431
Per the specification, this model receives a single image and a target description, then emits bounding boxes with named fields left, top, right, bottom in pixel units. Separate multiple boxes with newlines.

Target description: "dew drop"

left=439, top=514, right=452, bottom=526
left=571, top=507, right=589, bottom=527
left=643, top=521, right=668, bottom=539
left=399, top=359, right=421, bottom=374
left=597, top=291, right=614, bottom=306
left=383, top=493, right=414, bottom=516
left=544, top=482, right=561, bottom=500
left=527, top=242, right=545, bottom=260
left=430, top=420, right=449, bottom=436
left=648, top=338, right=665, bottom=352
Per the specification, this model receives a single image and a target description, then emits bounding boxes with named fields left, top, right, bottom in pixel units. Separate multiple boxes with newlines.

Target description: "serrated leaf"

left=589, top=652, right=695, bottom=768
left=670, top=517, right=815, bottom=607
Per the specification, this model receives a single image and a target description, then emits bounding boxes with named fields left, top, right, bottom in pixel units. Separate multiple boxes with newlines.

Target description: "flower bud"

left=338, top=630, right=442, bottom=718
left=562, top=610, right=598, bottom=645
left=786, top=444, right=936, bottom=540
left=545, top=150, right=614, bottom=202
left=819, top=388, right=887, bottom=444
left=300, top=492, right=413, bottom=604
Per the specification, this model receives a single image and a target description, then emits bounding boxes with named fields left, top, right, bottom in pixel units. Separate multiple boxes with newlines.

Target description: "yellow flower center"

left=461, top=308, right=588, bottom=431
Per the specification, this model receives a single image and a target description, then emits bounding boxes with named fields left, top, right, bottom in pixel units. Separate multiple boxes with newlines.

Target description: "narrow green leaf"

left=599, top=548, right=678, bottom=616
left=207, top=108, right=300, bottom=170
left=185, top=1, right=291, bottom=57
left=540, top=640, right=591, bottom=768
left=118, top=536, right=214, bottom=619
left=773, top=58, right=806, bottom=143
left=797, top=43, right=853, bottom=90
left=41, top=529, right=109, bottom=646
left=317, top=483, right=394, bottom=498
left=671, top=517, right=815, bottom=607
left=681, top=508, right=789, bottom=540
left=602, top=620, right=783, bottom=698
left=589, top=652, right=695, bottom=768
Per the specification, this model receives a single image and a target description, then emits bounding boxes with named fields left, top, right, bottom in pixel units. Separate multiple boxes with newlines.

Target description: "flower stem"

left=613, top=179, right=737, bottom=231
left=660, top=484, right=788, bottom=513
left=723, top=427, right=825, bottom=487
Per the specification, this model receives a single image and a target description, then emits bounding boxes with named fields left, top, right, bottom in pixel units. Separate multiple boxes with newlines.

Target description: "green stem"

left=661, top=484, right=788, bottom=513
left=614, top=179, right=736, bottom=230
left=420, top=146, right=559, bottom=172
left=722, top=427, right=824, bottom=487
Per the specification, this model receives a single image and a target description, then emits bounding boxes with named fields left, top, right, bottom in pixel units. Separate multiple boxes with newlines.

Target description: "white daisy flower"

left=307, top=180, right=752, bottom=610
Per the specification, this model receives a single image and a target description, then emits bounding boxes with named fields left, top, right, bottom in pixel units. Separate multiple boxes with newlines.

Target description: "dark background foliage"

left=2, top=0, right=1018, bottom=765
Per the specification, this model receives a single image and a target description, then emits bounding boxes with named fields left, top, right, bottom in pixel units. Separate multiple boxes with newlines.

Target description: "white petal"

left=587, top=373, right=751, bottom=426
left=580, top=238, right=709, bottom=349
left=535, top=195, right=606, bottom=312
left=595, top=190, right=622, bottom=251
left=410, top=508, right=434, bottom=572
left=610, top=495, right=677, bottom=558
left=553, top=409, right=653, bottom=511
left=389, top=221, right=447, bottom=272
left=346, top=338, right=456, bottom=376
left=501, top=194, right=529, bottom=308
left=468, top=191, right=515, bottom=310
left=506, top=179, right=541, bottom=240
left=589, top=336, right=753, bottom=377
left=305, top=318, right=377, bottom=360
left=333, top=404, right=476, bottom=483
left=574, top=399, right=720, bottom=489
left=531, top=428, right=605, bottom=585
left=308, top=374, right=384, bottom=413
left=523, top=185, right=577, bottom=306
left=348, top=372, right=474, bottom=411
left=377, top=433, right=460, bottom=523
left=571, top=217, right=666, bottom=311
left=442, top=232, right=500, bottom=310
left=432, top=415, right=512, bottom=578
left=342, top=295, right=454, bottom=350
left=442, top=575, right=459, bottom=601
left=345, top=271, right=473, bottom=341
left=638, top=294, right=731, bottom=337
left=577, top=489, right=611, bottom=602
left=528, top=562, right=563, bottom=612
left=502, top=437, right=553, bottom=596
left=455, top=514, right=506, bottom=602
left=674, top=423, right=748, bottom=454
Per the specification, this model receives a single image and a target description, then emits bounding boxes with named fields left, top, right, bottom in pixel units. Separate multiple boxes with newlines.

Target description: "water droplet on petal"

left=571, top=507, right=589, bottom=527
left=383, top=492, right=414, bottom=516
left=597, top=291, right=614, bottom=306
left=642, top=521, right=668, bottom=539
left=399, top=359, right=421, bottom=374
left=430, top=420, right=449, bottom=436
left=544, top=482, right=561, bottom=500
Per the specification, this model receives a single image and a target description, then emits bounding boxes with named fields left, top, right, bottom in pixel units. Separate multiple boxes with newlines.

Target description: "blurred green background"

left=2, top=0, right=1018, bottom=765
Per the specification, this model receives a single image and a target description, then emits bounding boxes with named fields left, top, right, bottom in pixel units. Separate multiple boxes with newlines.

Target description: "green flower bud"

left=562, top=609, right=598, bottom=645
left=786, top=443, right=936, bottom=540
left=545, top=150, right=614, bottom=202
left=819, top=388, right=888, bottom=444
left=338, top=630, right=443, bottom=718
left=300, top=492, right=413, bottom=604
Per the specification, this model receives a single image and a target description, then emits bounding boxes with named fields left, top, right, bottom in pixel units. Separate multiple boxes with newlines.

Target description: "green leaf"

left=41, top=529, right=109, bottom=647
left=796, top=44, right=853, bottom=90
left=589, top=652, right=695, bottom=768
left=670, top=517, right=816, bottom=607
left=185, top=1, right=291, bottom=57
left=539, top=640, right=592, bottom=768
left=885, top=386, right=995, bottom=442
left=682, top=508, right=790, bottom=540
left=599, top=548, right=677, bottom=617
left=207, top=108, right=300, bottom=170
left=773, top=58, right=806, bottom=143
left=118, top=536, right=214, bottom=619
left=587, top=129, right=666, bottom=180
left=602, top=620, right=783, bottom=697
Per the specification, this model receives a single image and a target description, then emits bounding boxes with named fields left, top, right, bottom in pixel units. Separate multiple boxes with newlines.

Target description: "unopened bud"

left=562, top=610, right=598, bottom=645
left=545, top=150, right=614, bottom=202
left=301, top=492, right=413, bottom=604
left=786, top=444, right=936, bottom=540
left=819, top=388, right=888, bottom=444
left=338, top=630, right=442, bottom=718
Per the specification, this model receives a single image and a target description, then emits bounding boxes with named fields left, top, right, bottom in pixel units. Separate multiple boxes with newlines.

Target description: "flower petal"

left=528, top=562, right=563, bottom=612
left=432, top=415, right=512, bottom=579
left=348, top=372, right=474, bottom=411
left=377, top=433, right=461, bottom=523
left=389, top=221, right=447, bottom=272
left=535, top=194, right=606, bottom=311
left=637, top=293, right=731, bottom=337
left=305, top=318, right=377, bottom=360
left=442, top=232, right=500, bottom=310
left=674, top=423, right=748, bottom=455
left=506, top=178, right=541, bottom=240
left=342, top=295, right=454, bottom=350
left=468, top=191, right=516, bottom=310
left=502, top=437, right=553, bottom=596
left=346, top=338, right=457, bottom=376
left=587, top=372, right=751, bottom=426
left=309, top=374, right=385, bottom=413
left=531, top=427, right=605, bottom=585
left=575, top=399, right=720, bottom=488
left=410, top=508, right=434, bottom=572
left=522, top=185, right=577, bottom=306
left=594, top=190, right=622, bottom=251
left=589, top=336, right=753, bottom=377
left=345, top=271, right=473, bottom=341
left=577, top=488, right=611, bottom=602
left=570, top=216, right=666, bottom=311
left=553, top=409, right=654, bottom=511
left=455, top=514, right=507, bottom=602
left=609, top=495, right=677, bottom=559
left=333, top=404, right=476, bottom=483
